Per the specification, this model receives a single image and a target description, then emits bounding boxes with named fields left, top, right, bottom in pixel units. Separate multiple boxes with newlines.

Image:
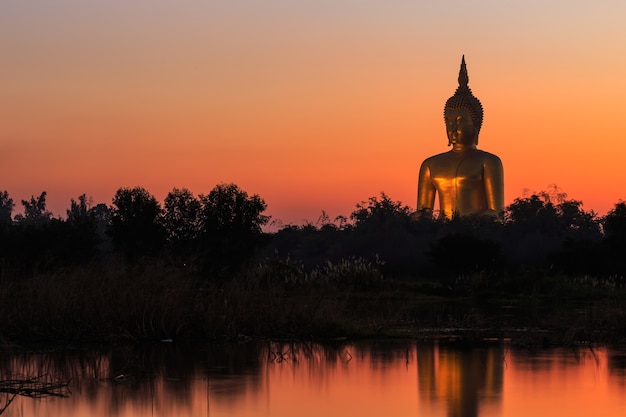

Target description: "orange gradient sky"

left=2, top=1, right=626, bottom=225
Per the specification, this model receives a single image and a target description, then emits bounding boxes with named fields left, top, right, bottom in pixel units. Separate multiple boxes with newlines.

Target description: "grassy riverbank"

left=3, top=187, right=626, bottom=348
left=2, top=257, right=625, bottom=348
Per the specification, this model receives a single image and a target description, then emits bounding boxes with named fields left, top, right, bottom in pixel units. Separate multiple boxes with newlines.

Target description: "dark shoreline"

left=2, top=261, right=625, bottom=350
left=3, top=187, right=626, bottom=350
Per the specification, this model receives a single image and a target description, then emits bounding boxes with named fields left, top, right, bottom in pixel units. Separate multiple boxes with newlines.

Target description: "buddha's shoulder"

left=473, top=149, right=502, bottom=161
left=421, top=149, right=502, bottom=167
left=422, top=149, right=501, bottom=161
left=421, top=152, right=451, bottom=163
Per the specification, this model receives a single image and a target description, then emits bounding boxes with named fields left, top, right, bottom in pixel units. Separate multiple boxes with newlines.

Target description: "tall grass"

left=0, top=256, right=389, bottom=344
left=0, top=256, right=199, bottom=344
left=1, top=256, right=626, bottom=347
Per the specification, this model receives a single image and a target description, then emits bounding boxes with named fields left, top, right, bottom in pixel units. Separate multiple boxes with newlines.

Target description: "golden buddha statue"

left=417, top=56, right=504, bottom=220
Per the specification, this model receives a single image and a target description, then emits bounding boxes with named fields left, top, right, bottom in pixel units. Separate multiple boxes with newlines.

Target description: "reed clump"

left=3, top=252, right=626, bottom=347
left=0, top=256, right=394, bottom=344
left=0, top=257, right=198, bottom=344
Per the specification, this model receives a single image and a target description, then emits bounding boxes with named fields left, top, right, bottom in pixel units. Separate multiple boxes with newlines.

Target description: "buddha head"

left=444, top=56, right=483, bottom=146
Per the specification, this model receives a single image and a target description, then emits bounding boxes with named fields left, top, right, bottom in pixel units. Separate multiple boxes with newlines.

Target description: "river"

left=1, top=339, right=625, bottom=416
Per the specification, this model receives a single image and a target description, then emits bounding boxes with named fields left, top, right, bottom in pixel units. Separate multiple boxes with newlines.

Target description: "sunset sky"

left=3, top=1, right=626, bottom=225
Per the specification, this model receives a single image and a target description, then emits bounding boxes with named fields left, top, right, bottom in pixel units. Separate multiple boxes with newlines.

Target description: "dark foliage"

left=598, top=201, right=626, bottom=275
left=0, top=193, right=103, bottom=277
left=109, top=187, right=166, bottom=259
left=269, top=193, right=433, bottom=277
left=14, top=192, right=52, bottom=223
left=1, top=186, right=626, bottom=345
left=64, top=194, right=103, bottom=264
left=344, top=194, right=431, bottom=277
left=0, top=190, right=14, bottom=229
left=0, top=185, right=621, bottom=284
left=503, top=192, right=601, bottom=268
left=604, top=202, right=626, bottom=246
left=428, top=233, right=502, bottom=276
left=161, top=187, right=202, bottom=255
left=196, top=183, right=270, bottom=276
left=267, top=189, right=608, bottom=281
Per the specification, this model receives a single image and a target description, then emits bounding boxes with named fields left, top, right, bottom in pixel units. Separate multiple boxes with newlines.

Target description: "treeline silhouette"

left=1, top=184, right=625, bottom=281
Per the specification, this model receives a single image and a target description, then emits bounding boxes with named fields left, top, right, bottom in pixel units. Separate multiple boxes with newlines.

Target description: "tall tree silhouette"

left=199, top=184, right=269, bottom=234
left=6, top=191, right=69, bottom=274
left=162, top=187, right=201, bottom=249
left=109, top=187, right=165, bottom=258
left=61, top=194, right=100, bottom=263
left=604, top=202, right=626, bottom=246
left=0, top=190, right=14, bottom=228
left=600, top=202, right=626, bottom=275
left=504, top=190, right=601, bottom=266
left=15, top=192, right=51, bottom=223
left=346, top=193, right=427, bottom=275
left=350, top=192, right=412, bottom=226
left=197, top=183, right=269, bottom=274
left=67, top=194, right=92, bottom=225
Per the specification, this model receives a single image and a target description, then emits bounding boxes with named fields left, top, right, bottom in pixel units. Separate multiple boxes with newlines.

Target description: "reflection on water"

left=1, top=340, right=625, bottom=417
left=417, top=342, right=504, bottom=416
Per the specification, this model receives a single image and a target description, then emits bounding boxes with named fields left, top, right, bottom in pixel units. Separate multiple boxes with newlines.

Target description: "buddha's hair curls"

left=444, top=56, right=484, bottom=134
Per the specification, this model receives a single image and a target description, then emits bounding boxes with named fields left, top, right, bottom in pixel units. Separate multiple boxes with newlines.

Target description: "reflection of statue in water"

left=417, top=56, right=504, bottom=220
left=417, top=343, right=504, bottom=417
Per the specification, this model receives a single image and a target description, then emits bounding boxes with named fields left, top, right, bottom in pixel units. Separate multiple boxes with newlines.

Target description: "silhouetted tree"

left=162, top=187, right=201, bottom=249
left=598, top=201, right=626, bottom=275
left=90, top=203, right=112, bottom=230
left=542, top=199, right=602, bottom=275
left=197, top=183, right=269, bottom=275
left=67, top=194, right=92, bottom=225
left=8, top=193, right=100, bottom=269
left=428, top=233, right=502, bottom=276
left=503, top=189, right=602, bottom=268
left=60, top=194, right=101, bottom=263
left=268, top=194, right=444, bottom=277
left=109, top=187, right=165, bottom=258
left=89, top=203, right=113, bottom=252
left=3, top=192, right=71, bottom=274
left=345, top=193, right=432, bottom=276
left=14, top=192, right=52, bottom=223
left=504, top=193, right=565, bottom=264
left=269, top=221, right=346, bottom=271
left=0, top=191, right=14, bottom=271
left=603, top=202, right=626, bottom=246
left=199, top=184, right=269, bottom=235
left=0, top=190, right=14, bottom=228
left=555, top=199, right=601, bottom=240
left=350, top=193, right=412, bottom=226
left=505, top=194, right=559, bottom=233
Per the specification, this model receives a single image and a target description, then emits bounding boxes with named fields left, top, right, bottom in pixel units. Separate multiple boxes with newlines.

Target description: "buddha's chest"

left=429, top=159, right=485, bottom=190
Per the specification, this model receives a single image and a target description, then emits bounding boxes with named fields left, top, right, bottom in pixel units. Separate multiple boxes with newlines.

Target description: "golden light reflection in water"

left=1, top=342, right=625, bottom=417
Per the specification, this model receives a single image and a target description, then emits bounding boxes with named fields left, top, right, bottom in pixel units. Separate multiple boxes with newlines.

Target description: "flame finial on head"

left=444, top=55, right=484, bottom=136
left=458, top=55, right=469, bottom=88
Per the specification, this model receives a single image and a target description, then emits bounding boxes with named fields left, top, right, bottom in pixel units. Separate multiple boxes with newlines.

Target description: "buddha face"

left=445, top=108, right=477, bottom=147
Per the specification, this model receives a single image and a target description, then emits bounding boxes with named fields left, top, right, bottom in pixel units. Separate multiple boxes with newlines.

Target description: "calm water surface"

left=1, top=340, right=625, bottom=417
